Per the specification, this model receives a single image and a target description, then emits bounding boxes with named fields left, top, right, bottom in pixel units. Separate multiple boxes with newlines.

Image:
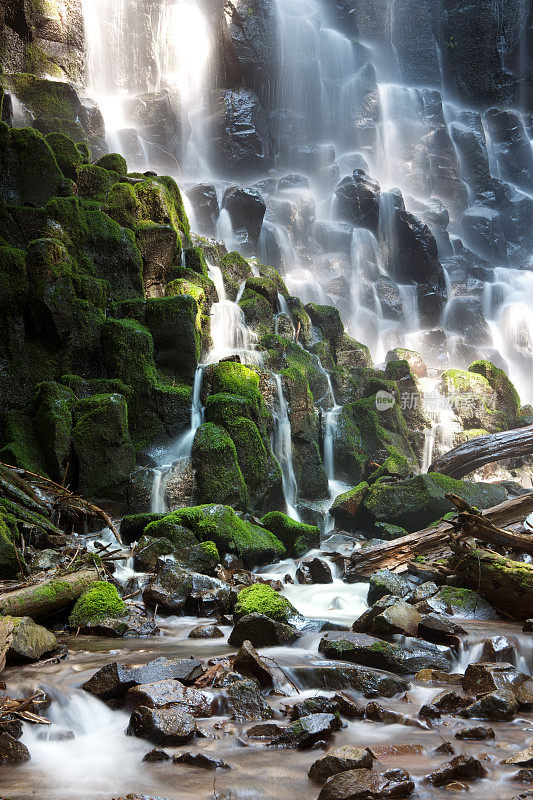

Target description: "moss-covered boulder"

left=335, top=473, right=507, bottom=533
left=97, top=153, right=128, bottom=176
left=135, top=223, right=179, bottom=297
left=0, top=125, right=65, bottom=206
left=468, top=360, right=520, bottom=426
left=45, top=132, right=84, bottom=181
left=305, top=303, right=344, bottom=358
left=76, top=164, right=113, bottom=201
left=439, top=368, right=506, bottom=433
left=219, top=251, right=253, bottom=300
left=260, top=512, right=320, bottom=557
left=120, top=513, right=166, bottom=545
left=105, top=183, right=141, bottom=229
left=72, top=393, right=135, bottom=499
left=234, top=584, right=296, bottom=622
left=69, top=581, right=126, bottom=628
left=191, top=422, right=248, bottom=510
left=168, top=504, right=286, bottom=567
left=6, top=616, right=59, bottom=663
left=0, top=512, right=22, bottom=579
left=31, top=381, right=76, bottom=482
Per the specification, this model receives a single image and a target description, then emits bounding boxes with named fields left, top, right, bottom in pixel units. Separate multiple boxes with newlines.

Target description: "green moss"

left=76, top=164, right=113, bottom=201
left=206, top=362, right=262, bottom=414
left=143, top=515, right=198, bottom=548
left=105, top=183, right=141, bottom=229
left=305, top=303, right=344, bottom=355
left=2, top=126, right=64, bottom=206
left=260, top=512, right=319, bottom=557
left=200, top=540, right=219, bottom=561
left=69, top=580, right=126, bottom=626
left=154, top=175, right=190, bottom=237
left=239, top=286, right=274, bottom=333
left=31, top=381, right=76, bottom=482
left=0, top=410, right=45, bottom=474
left=219, top=251, right=253, bottom=299
left=235, top=583, right=295, bottom=621
left=45, top=132, right=83, bottom=180
left=96, top=153, right=128, bottom=176
left=120, top=512, right=166, bottom=543
left=5, top=74, right=75, bottom=120
left=191, top=422, right=249, bottom=510
left=33, top=579, right=70, bottom=603
left=184, top=246, right=207, bottom=276
left=0, top=511, right=22, bottom=578
left=468, top=360, right=520, bottom=421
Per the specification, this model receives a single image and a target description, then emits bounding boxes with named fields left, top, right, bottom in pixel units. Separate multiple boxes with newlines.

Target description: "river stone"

left=365, top=702, right=427, bottom=728
left=82, top=657, right=204, bottom=700
left=455, top=726, right=495, bottom=740
left=268, top=713, right=339, bottom=749
left=296, top=558, right=333, bottom=584
left=232, top=640, right=274, bottom=687
left=127, top=706, right=196, bottom=746
left=505, top=749, right=533, bottom=766
left=125, top=679, right=212, bottom=717
left=318, top=631, right=450, bottom=675
left=431, top=690, right=474, bottom=713
left=228, top=612, right=299, bottom=648
left=407, top=581, right=438, bottom=603
left=0, top=732, right=30, bottom=764
left=367, top=570, right=411, bottom=605
left=517, top=680, right=533, bottom=705
left=188, top=624, right=224, bottom=639
left=173, top=752, right=231, bottom=770
left=524, top=620, right=533, bottom=633
left=286, top=663, right=409, bottom=697
left=0, top=719, right=23, bottom=740
left=425, top=755, right=487, bottom=785
left=77, top=610, right=159, bottom=639
left=318, top=767, right=414, bottom=800
left=426, top=587, right=498, bottom=620
left=142, top=749, right=171, bottom=762
left=246, top=723, right=286, bottom=739
left=368, top=600, right=422, bottom=638
left=513, top=770, right=533, bottom=783
left=309, top=746, right=373, bottom=783
left=6, top=616, right=59, bottom=663
left=290, top=696, right=342, bottom=720
left=223, top=678, right=275, bottom=721
left=417, top=614, right=468, bottom=649
left=460, top=689, right=519, bottom=721
left=416, top=668, right=463, bottom=685
left=462, top=662, right=526, bottom=696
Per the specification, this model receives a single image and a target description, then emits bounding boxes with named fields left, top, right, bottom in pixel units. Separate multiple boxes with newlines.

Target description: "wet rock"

left=221, top=186, right=266, bottom=254
left=268, top=713, right=339, bottom=749
left=407, top=581, right=438, bottom=603
left=513, top=770, right=533, bottom=783
left=416, top=669, right=463, bottom=685
left=233, top=640, right=274, bottom=688
left=523, top=620, right=533, bottom=633
left=5, top=616, right=59, bottom=664
left=0, top=732, right=30, bottom=764
left=430, top=690, right=473, bottom=714
left=368, top=599, right=422, bottom=638
left=319, top=631, right=450, bottom=675
left=425, top=755, right=487, bottom=786
left=365, top=702, right=427, bottom=728
left=455, top=726, right=495, bottom=740
left=335, top=171, right=380, bottom=231
left=0, top=719, right=23, bottom=740
left=434, top=742, right=456, bottom=755
left=211, top=88, right=271, bottom=178
left=223, top=678, right=275, bottom=721
left=125, top=679, right=212, bottom=717
left=282, top=663, right=409, bottom=697
left=188, top=624, right=224, bottom=639
left=186, top=184, right=219, bottom=236
left=246, top=723, right=286, bottom=739
left=128, top=706, right=195, bottom=746
left=173, top=752, right=230, bottom=770
left=333, top=693, right=365, bottom=719
left=417, top=614, right=468, bottom=650
left=484, top=109, right=533, bottom=193
left=516, top=680, right=533, bottom=706
left=367, top=570, right=411, bottom=605
left=78, top=610, right=159, bottom=639
left=142, top=749, right=171, bottom=762
left=505, top=749, right=533, bottom=767
left=296, top=558, right=333, bottom=585
left=309, top=746, right=373, bottom=783
left=143, top=562, right=221, bottom=615
left=290, top=696, right=341, bottom=721
left=462, top=662, right=526, bottom=696
left=228, top=613, right=299, bottom=648
left=82, top=657, right=204, bottom=700
left=460, top=689, right=518, bottom=721
left=426, top=587, right=499, bottom=621
left=318, top=767, right=414, bottom=800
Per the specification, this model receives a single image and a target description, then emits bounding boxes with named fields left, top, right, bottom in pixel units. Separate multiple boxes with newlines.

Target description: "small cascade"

left=208, top=265, right=259, bottom=364
left=272, top=373, right=300, bottom=520
left=420, top=376, right=461, bottom=473
left=455, top=633, right=533, bottom=676
left=216, top=209, right=235, bottom=253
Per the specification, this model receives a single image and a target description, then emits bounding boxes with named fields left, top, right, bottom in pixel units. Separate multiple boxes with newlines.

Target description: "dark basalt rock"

left=211, top=89, right=271, bottom=179
left=365, top=702, right=427, bottom=729
left=484, top=109, right=533, bottom=192
left=223, top=678, right=275, bottom=721
left=296, top=557, right=333, bottom=585
left=462, top=662, right=527, bottom=696
left=82, top=657, right=204, bottom=700
left=318, top=767, right=414, bottom=800
left=142, top=749, right=171, bottom=762
left=268, top=713, right=340, bottom=749
left=460, top=689, right=519, bottom=721
left=127, top=706, right=196, bottom=746
left=286, top=662, right=410, bottom=697
left=221, top=186, right=266, bottom=255
left=335, top=171, right=380, bottom=231
left=367, top=570, right=412, bottom=605
left=0, top=732, right=30, bottom=764
left=233, top=640, right=274, bottom=688
left=309, top=746, right=373, bottom=784
left=318, top=631, right=451, bottom=675
left=425, top=755, right=487, bottom=786
left=188, top=624, right=224, bottom=639
left=455, top=725, right=495, bottom=740
left=228, top=612, right=299, bottom=648
left=417, top=613, right=468, bottom=649
left=289, top=696, right=342, bottom=721
left=125, top=679, right=212, bottom=717
left=173, top=752, right=231, bottom=770
left=186, top=184, right=219, bottom=236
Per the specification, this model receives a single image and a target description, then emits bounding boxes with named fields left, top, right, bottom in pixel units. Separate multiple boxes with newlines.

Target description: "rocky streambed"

left=1, top=531, right=533, bottom=800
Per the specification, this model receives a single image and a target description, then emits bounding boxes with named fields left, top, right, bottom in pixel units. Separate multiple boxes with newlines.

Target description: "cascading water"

left=272, top=373, right=300, bottom=520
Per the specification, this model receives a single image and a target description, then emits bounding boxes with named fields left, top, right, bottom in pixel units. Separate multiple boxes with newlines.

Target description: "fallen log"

left=449, top=544, right=533, bottom=619
left=345, top=492, right=533, bottom=579
left=446, top=492, right=533, bottom=554
left=0, top=569, right=97, bottom=620
left=428, top=425, right=533, bottom=478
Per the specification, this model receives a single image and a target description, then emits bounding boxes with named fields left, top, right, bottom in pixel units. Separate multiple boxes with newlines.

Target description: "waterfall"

left=420, top=377, right=461, bottom=473
left=207, top=265, right=259, bottom=364
left=272, top=373, right=300, bottom=520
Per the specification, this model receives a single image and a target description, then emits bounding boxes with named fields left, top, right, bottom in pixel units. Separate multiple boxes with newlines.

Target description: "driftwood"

left=429, top=425, right=533, bottom=478
left=0, top=569, right=97, bottom=620
left=345, top=492, right=533, bottom=579
left=449, top=544, right=533, bottom=619
left=446, top=492, right=533, bottom=554
left=0, top=690, right=51, bottom=725
left=0, top=617, right=14, bottom=674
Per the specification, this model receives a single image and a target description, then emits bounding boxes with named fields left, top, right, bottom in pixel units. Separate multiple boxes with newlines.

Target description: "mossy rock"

left=45, top=132, right=84, bottom=181
left=439, top=368, right=505, bottom=433
left=191, top=422, right=248, bottom=510
left=143, top=515, right=198, bottom=548
left=166, top=268, right=218, bottom=305
left=31, top=381, right=76, bottom=482
left=0, top=126, right=64, bottom=206
left=239, top=286, right=274, bottom=333
left=356, top=473, right=507, bottom=533
left=97, top=153, right=128, bottom=176
left=4, top=75, right=83, bottom=123
left=0, top=243, right=29, bottom=311
left=234, top=584, right=296, bottom=622
left=219, top=251, right=253, bottom=300
left=287, top=296, right=312, bottom=346
left=72, top=393, right=135, bottom=499
left=170, top=504, right=286, bottom=568
left=305, top=303, right=344, bottom=356
left=259, top=512, right=319, bottom=557
left=76, top=164, right=113, bottom=201
left=468, top=360, right=520, bottom=424
left=105, top=183, right=141, bottom=229
left=69, top=581, right=126, bottom=627
left=183, top=246, right=208, bottom=276
left=134, top=534, right=175, bottom=571
left=0, top=511, right=23, bottom=579
left=204, top=362, right=263, bottom=415
left=144, top=296, right=202, bottom=382
left=103, top=317, right=156, bottom=394
left=0, top=410, right=46, bottom=475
